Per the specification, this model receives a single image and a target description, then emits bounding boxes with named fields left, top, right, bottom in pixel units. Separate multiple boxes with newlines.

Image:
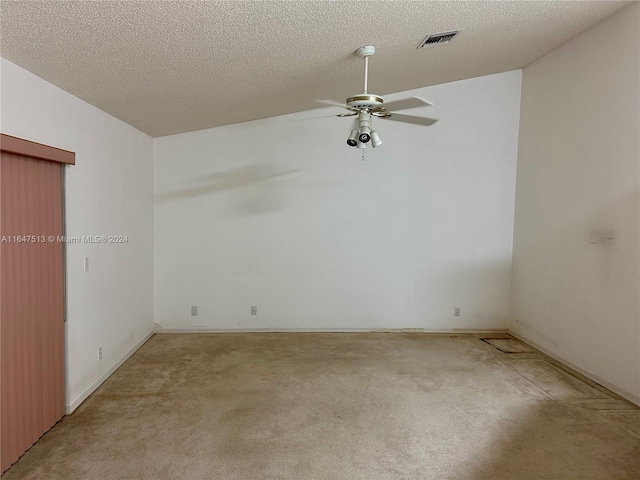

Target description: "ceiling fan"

left=320, top=45, right=438, bottom=149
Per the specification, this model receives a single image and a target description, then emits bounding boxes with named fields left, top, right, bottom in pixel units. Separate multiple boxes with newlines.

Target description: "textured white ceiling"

left=0, top=1, right=631, bottom=137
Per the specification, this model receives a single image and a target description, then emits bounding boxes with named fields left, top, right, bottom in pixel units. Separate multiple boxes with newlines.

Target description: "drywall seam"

left=509, top=331, right=640, bottom=407
left=65, top=330, right=154, bottom=414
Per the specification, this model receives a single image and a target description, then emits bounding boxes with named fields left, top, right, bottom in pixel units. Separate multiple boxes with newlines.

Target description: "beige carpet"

left=3, top=333, right=639, bottom=479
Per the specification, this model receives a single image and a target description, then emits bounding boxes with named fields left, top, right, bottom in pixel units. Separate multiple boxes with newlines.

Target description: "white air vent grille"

left=417, top=30, right=460, bottom=48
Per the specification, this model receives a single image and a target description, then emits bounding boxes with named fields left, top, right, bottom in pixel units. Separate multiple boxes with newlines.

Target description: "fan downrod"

left=347, top=45, right=383, bottom=109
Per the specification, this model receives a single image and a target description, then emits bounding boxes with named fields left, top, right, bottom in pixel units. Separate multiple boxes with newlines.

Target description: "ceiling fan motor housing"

left=346, top=94, right=384, bottom=110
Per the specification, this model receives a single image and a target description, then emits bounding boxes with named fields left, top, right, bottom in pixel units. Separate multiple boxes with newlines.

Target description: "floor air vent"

left=417, top=30, right=460, bottom=48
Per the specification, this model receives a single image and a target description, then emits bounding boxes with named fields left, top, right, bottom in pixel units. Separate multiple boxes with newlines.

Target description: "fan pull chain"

left=361, top=149, right=365, bottom=161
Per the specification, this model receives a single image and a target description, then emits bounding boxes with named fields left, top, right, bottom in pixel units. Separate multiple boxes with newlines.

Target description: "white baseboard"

left=154, top=327, right=508, bottom=335
left=509, top=330, right=640, bottom=407
left=66, top=330, right=154, bottom=414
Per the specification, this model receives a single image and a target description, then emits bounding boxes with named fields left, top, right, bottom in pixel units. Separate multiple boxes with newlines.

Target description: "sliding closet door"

left=1, top=151, right=66, bottom=473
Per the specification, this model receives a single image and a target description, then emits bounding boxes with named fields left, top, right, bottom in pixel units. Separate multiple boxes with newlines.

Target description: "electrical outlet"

left=98, top=347, right=102, bottom=360
left=251, top=306, right=257, bottom=315
left=454, top=307, right=461, bottom=317
left=191, top=306, right=198, bottom=316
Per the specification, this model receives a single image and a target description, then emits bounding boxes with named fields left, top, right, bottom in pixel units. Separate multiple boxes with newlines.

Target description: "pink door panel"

left=1, top=152, right=65, bottom=473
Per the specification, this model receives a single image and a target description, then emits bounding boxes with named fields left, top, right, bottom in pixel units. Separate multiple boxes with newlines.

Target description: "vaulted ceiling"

left=0, top=1, right=631, bottom=137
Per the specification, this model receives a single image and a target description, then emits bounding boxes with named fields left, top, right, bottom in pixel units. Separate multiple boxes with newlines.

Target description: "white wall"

left=511, top=3, right=640, bottom=402
left=154, top=71, right=521, bottom=332
left=0, top=59, right=155, bottom=411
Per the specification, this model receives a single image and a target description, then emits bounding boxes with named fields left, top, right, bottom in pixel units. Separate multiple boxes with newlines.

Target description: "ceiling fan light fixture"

left=346, top=129, right=359, bottom=147
left=370, top=130, right=382, bottom=148
left=358, top=125, right=371, bottom=143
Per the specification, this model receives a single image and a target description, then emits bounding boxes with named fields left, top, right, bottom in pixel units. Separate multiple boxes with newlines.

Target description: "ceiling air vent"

left=417, top=30, right=460, bottom=49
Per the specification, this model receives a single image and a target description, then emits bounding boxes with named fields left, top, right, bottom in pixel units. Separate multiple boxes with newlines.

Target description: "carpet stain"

left=3, top=333, right=639, bottom=479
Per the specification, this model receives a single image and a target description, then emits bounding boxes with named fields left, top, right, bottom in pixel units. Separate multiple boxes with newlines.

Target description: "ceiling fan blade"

left=377, top=113, right=438, bottom=127
left=378, top=96, right=433, bottom=112
left=317, top=99, right=356, bottom=112
left=291, top=111, right=358, bottom=122
left=291, top=109, right=358, bottom=122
